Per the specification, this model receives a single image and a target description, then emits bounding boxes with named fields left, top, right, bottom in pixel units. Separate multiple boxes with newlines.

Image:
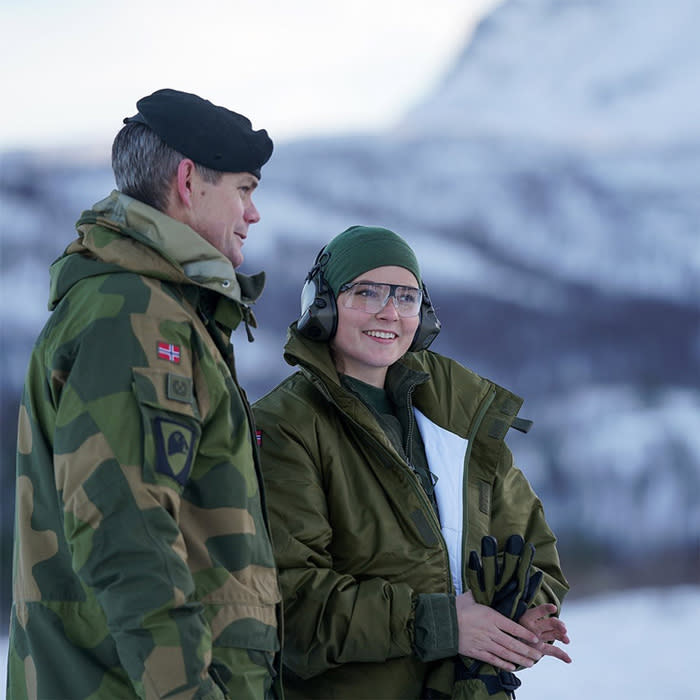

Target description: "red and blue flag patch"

left=157, top=341, right=181, bottom=364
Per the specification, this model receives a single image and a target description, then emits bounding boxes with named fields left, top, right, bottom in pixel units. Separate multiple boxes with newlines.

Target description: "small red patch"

left=255, top=430, right=262, bottom=446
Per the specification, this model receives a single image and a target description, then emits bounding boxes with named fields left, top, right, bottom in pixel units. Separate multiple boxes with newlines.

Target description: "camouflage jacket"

left=8, top=191, right=281, bottom=700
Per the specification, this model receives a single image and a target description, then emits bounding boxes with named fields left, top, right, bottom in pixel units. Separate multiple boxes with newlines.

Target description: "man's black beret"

left=123, top=88, right=273, bottom=178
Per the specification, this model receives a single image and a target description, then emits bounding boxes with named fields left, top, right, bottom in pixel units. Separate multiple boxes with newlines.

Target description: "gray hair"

left=111, top=122, right=222, bottom=212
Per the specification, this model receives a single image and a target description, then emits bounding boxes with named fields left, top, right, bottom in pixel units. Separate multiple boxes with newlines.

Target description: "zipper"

left=198, top=295, right=282, bottom=636
left=460, top=386, right=496, bottom=593
left=401, top=383, right=452, bottom=589
left=403, top=384, right=440, bottom=525
left=208, top=664, right=231, bottom=698
left=403, top=385, right=427, bottom=488
left=404, top=383, right=416, bottom=466
left=374, top=431, right=454, bottom=594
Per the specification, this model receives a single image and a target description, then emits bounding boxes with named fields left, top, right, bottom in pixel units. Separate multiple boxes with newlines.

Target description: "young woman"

left=253, top=226, right=571, bottom=699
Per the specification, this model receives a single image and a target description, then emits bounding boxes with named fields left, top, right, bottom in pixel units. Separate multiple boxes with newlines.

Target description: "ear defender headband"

left=297, top=248, right=441, bottom=352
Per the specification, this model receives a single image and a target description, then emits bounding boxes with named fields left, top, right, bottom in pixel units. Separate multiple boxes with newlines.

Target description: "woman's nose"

left=376, top=295, right=400, bottom=318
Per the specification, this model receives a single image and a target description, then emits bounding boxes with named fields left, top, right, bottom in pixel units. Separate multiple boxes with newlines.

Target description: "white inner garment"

left=413, top=409, right=468, bottom=594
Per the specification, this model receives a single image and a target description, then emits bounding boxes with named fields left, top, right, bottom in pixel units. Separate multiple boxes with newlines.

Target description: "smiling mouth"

left=364, top=330, right=398, bottom=340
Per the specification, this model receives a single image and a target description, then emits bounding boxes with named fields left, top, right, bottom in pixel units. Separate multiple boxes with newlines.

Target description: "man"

left=7, top=89, right=281, bottom=700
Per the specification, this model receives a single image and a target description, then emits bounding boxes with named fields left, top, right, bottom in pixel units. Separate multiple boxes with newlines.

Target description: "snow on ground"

left=517, top=585, right=700, bottom=700
left=1, top=585, right=698, bottom=699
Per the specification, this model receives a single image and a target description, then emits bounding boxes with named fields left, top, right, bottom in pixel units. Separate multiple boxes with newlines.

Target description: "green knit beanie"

left=321, top=225, right=422, bottom=296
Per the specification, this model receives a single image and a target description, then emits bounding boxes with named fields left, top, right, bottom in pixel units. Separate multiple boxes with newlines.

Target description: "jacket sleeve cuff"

left=412, top=593, right=459, bottom=662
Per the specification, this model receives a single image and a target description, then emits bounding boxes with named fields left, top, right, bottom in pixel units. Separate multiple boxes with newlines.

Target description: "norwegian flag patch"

left=255, top=430, right=262, bottom=446
left=157, top=341, right=181, bottom=364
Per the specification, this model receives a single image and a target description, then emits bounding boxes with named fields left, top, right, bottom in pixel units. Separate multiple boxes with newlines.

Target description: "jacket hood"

left=48, top=190, right=265, bottom=311
left=283, top=322, right=340, bottom=384
left=282, top=321, right=530, bottom=440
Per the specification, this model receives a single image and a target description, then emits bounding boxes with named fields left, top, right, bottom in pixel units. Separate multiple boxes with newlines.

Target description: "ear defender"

left=297, top=248, right=441, bottom=351
left=297, top=249, right=338, bottom=341
left=409, top=283, right=441, bottom=352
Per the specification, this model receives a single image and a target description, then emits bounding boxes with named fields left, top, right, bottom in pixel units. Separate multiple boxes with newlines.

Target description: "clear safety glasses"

left=338, top=281, right=423, bottom=317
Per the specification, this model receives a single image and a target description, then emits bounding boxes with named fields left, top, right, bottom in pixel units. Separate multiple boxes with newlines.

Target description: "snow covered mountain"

left=398, top=0, right=700, bottom=304
left=2, top=0, right=699, bottom=612
left=409, top=0, right=700, bottom=149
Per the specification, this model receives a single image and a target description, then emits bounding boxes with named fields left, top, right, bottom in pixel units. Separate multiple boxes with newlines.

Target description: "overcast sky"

left=0, top=0, right=502, bottom=151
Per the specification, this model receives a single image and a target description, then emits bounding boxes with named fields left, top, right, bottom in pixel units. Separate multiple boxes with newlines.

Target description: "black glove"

left=454, top=658, right=521, bottom=698
left=467, top=534, right=543, bottom=622
left=460, top=535, right=544, bottom=699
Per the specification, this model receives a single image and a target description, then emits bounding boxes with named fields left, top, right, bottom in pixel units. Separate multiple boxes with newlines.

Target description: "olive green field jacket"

left=253, top=325, right=568, bottom=699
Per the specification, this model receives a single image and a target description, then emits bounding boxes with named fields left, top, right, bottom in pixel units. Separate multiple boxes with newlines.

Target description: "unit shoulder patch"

left=153, top=416, right=195, bottom=485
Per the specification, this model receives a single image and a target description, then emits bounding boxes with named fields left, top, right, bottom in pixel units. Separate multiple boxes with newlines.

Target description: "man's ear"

left=174, top=158, right=197, bottom=208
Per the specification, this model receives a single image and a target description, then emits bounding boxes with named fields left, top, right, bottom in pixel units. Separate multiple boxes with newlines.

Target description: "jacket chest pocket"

left=132, top=366, right=202, bottom=487
left=466, top=475, right=494, bottom=554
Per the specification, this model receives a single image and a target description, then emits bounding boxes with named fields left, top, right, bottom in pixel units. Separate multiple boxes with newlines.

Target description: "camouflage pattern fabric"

left=7, top=192, right=281, bottom=700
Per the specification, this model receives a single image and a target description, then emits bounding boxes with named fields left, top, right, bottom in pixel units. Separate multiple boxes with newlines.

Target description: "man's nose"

left=245, top=200, right=260, bottom=224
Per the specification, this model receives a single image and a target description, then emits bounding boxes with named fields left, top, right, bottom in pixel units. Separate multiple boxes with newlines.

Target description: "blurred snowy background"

left=2, top=0, right=699, bottom=697
left=2, top=586, right=699, bottom=699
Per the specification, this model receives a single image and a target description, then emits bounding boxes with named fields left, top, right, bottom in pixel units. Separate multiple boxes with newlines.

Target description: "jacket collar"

left=70, top=190, right=265, bottom=305
left=283, top=323, right=529, bottom=441
left=283, top=322, right=429, bottom=403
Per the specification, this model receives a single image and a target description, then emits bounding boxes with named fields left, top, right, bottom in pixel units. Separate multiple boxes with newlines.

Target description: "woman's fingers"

left=517, top=603, right=573, bottom=664
left=456, top=593, right=573, bottom=670
left=538, top=640, right=572, bottom=664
